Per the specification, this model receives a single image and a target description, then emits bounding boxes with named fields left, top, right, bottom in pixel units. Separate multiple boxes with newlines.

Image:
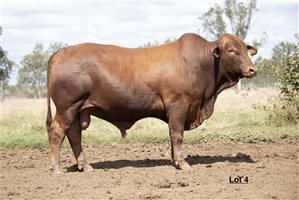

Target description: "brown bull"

left=46, top=33, right=257, bottom=173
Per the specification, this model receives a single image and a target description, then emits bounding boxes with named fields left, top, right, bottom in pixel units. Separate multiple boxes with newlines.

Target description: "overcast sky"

left=1, top=0, right=298, bottom=84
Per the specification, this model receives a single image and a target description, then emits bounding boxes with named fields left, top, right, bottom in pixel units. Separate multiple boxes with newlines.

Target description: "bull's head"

left=213, top=34, right=258, bottom=79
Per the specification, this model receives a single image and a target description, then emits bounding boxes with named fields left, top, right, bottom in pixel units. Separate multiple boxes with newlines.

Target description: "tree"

left=256, top=37, right=298, bottom=125
left=198, top=0, right=266, bottom=89
left=244, top=38, right=298, bottom=89
left=0, top=48, right=13, bottom=82
left=199, top=0, right=258, bottom=40
left=0, top=26, right=14, bottom=101
left=17, top=42, right=66, bottom=98
left=198, top=4, right=227, bottom=39
left=270, top=39, right=298, bottom=101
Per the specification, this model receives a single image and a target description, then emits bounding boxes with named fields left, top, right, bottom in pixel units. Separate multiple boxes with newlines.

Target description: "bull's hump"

left=178, top=33, right=207, bottom=44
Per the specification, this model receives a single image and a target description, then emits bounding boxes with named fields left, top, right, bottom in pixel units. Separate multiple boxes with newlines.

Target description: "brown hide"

left=46, top=33, right=257, bottom=172
left=48, top=33, right=256, bottom=132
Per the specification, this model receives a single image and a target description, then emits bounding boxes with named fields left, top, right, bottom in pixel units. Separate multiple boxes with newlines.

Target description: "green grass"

left=1, top=107, right=298, bottom=150
left=186, top=108, right=298, bottom=143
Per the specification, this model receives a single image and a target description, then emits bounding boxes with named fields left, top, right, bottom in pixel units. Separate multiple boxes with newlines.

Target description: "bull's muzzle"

left=243, top=66, right=258, bottom=78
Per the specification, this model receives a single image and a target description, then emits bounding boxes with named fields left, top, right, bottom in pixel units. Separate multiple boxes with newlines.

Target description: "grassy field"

left=1, top=88, right=298, bottom=149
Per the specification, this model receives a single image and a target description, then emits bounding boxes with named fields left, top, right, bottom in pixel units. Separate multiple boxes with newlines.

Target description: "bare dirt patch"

left=1, top=140, right=298, bottom=199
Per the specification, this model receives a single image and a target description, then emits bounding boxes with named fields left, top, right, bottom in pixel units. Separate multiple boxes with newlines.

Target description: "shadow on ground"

left=66, top=154, right=255, bottom=172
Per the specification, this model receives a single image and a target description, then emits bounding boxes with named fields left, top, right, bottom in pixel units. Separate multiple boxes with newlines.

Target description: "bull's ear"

left=247, top=45, right=257, bottom=56
left=213, top=47, right=220, bottom=58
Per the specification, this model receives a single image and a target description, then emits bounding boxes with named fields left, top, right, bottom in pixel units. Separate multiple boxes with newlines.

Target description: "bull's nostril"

left=249, top=68, right=256, bottom=75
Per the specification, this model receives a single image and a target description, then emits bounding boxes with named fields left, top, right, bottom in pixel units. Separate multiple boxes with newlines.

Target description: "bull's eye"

left=228, top=49, right=238, bottom=55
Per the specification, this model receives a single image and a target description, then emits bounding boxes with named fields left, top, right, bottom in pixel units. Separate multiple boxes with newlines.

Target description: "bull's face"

left=213, top=34, right=258, bottom=79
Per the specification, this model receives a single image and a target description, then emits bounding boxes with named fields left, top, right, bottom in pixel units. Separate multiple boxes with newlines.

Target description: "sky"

left=1, top=0, right=298, bottom=85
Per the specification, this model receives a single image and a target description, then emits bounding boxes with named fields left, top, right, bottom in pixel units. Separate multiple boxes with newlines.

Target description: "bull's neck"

left=215, top=61, right=239, bottom=96
left=202, top=42, right=238, bottom=99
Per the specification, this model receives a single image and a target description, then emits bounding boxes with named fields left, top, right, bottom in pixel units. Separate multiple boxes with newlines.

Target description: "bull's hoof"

left=175, top=160, right=192, bottom=170
left=49, top=166, right=63, bottom=174
left=78, top=164, right=94, bottom=172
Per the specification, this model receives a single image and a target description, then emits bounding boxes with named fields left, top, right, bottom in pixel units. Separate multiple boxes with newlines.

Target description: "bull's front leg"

left=167, top=104, right=192, bottom=170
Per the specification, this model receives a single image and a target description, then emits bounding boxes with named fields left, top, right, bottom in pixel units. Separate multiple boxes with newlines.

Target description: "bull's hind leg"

left=48, top=115, right=67, bottom=174
left=67, top=115, right=93, bottom=172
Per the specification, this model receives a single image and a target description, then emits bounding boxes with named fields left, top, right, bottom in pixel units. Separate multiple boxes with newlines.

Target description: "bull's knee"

left=80, top=109, right=90, bottom=130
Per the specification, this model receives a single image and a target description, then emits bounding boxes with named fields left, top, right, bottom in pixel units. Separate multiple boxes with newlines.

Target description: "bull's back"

left=50, top=42, right=180, bottom=84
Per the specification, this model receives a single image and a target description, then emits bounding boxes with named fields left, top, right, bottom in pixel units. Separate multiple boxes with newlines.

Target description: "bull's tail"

left=46, top=89, right=52, bottom=134
left=46, top=53, right=56, bottom=133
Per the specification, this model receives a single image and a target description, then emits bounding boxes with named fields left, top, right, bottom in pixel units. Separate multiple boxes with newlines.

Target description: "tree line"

left=0, top=0, right=298, bottom=102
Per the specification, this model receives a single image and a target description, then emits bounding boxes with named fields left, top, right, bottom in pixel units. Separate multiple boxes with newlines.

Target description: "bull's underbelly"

left=77, top=91, right=166, bottom=130
left=84, top=98, right=204, bottom=132
left=89, top=105, right=166, bottom=122
left=84, top=104, right=166, bottom=133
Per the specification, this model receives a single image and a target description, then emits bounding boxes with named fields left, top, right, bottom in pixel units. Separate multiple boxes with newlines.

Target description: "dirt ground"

left=1, top=140, right=298, bottom=200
